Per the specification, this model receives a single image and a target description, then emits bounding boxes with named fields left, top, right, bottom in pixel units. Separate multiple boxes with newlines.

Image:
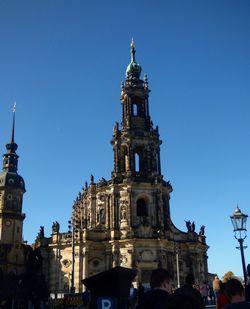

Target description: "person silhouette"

left=246, top=263, right=250, bottom=302
left=136, top=268, right=171, bottom=309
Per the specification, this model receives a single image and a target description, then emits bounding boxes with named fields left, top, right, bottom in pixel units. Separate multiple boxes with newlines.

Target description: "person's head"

left=225, top=278, right=244, bottom=302
left=150, top=268, right=171, bottom=292
left=185, top=273, right=195, bottom=285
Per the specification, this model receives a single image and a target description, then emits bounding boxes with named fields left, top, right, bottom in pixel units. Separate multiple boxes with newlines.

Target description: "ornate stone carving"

left=52, top=221, right=60, bottom=233
left=120, top=254, right=127, bottom=266
left=120, top=205, right=127, bottom=220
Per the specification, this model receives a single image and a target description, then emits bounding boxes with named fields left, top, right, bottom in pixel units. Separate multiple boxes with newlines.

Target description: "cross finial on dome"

left=131, top=38, right=135, bottom=48
left=126, top=39, right=142, bottom=78
left=130, top=38, right=136, bottom=63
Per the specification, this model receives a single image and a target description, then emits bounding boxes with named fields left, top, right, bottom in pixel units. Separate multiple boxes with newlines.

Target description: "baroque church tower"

left=110, top=40, right=172, bottom=241
left=0, top=105, right=26, bottom=274
left=112, top=39, right=162, bottom=183
left=38, top=42, right=208, bottom=294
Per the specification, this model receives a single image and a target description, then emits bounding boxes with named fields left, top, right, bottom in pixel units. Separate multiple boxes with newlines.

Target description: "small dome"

left=126, top=61, right=142, bottom=78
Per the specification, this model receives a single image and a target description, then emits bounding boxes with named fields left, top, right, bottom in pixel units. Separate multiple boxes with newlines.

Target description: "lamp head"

left=230, top=206, right=248, bottom=232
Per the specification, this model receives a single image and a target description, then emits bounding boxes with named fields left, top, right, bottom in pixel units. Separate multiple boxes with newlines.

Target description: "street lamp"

left=174, top=243, right=180, bottom=288
left=68, top=214, right=80, bottom=294
left=230, top=206, right=248, bottom=285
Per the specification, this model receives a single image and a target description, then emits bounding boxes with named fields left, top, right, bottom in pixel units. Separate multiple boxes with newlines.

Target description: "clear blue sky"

left=0, top=0, right=249, bottom=280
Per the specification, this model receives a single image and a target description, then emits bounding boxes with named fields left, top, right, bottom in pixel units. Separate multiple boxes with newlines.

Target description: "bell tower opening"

left=135, top=153, right=140, bottom=172
left=136, top=198, right=147, bottom=217
left=131, top=97, right=145, bottom=118
left=133, top=103, right=138, bottom=116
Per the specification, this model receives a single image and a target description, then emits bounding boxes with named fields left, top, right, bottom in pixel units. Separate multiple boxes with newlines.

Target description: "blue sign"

left=97, top=297, right=114, bottom=309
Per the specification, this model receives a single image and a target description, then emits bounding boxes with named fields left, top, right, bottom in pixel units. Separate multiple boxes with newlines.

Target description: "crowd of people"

left=130, top=263, right=250, bottom=309
left=211, top=264, right=250, bottom=309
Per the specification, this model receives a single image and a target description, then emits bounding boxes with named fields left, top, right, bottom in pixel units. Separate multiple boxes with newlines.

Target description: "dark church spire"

left=0, top=103, right=26, bottom=246
left=10, top=102, right=16, bottom=144
left=3, top=103, right=19, bottom=172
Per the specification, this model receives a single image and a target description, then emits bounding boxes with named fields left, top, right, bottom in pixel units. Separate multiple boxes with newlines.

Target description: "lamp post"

left=230, top=206, right=248, bottom=285
left=68, top=214, right=80, bottom=294
left=175, top=243, right=180, bottom=288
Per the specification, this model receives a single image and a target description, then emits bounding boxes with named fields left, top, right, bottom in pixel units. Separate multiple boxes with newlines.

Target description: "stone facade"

left=37, top=41, right=209, bottom=295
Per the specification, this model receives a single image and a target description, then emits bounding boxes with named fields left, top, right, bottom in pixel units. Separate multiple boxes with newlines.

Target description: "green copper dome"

left=126, top=39, right=142, bottom=78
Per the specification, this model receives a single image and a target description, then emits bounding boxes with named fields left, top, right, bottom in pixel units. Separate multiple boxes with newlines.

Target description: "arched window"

left=137, top=198, right=147, bottom=216
left=135, top=153, right=140, bottom=172
left=100, top=209, right=105, bottom=224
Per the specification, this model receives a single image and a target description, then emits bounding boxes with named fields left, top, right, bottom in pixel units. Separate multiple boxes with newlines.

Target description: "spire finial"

left=126, top=38, right=142, bottom=78
left=131, top=37, right=135, bottom=48
left=3, top=102, right=19, bottom=171
left=11, top=102, right=16, bottom=143
left=130, top=38, right=136, bottom=63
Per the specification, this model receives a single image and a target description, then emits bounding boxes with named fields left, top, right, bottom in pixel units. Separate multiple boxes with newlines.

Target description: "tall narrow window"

left=133, top=103, right=138, bottom=116
left=100, top=209, right=105, bottom=224
left=135, top=153, right=140, bottom=172
left=137, top=199, right=147, bottom=216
